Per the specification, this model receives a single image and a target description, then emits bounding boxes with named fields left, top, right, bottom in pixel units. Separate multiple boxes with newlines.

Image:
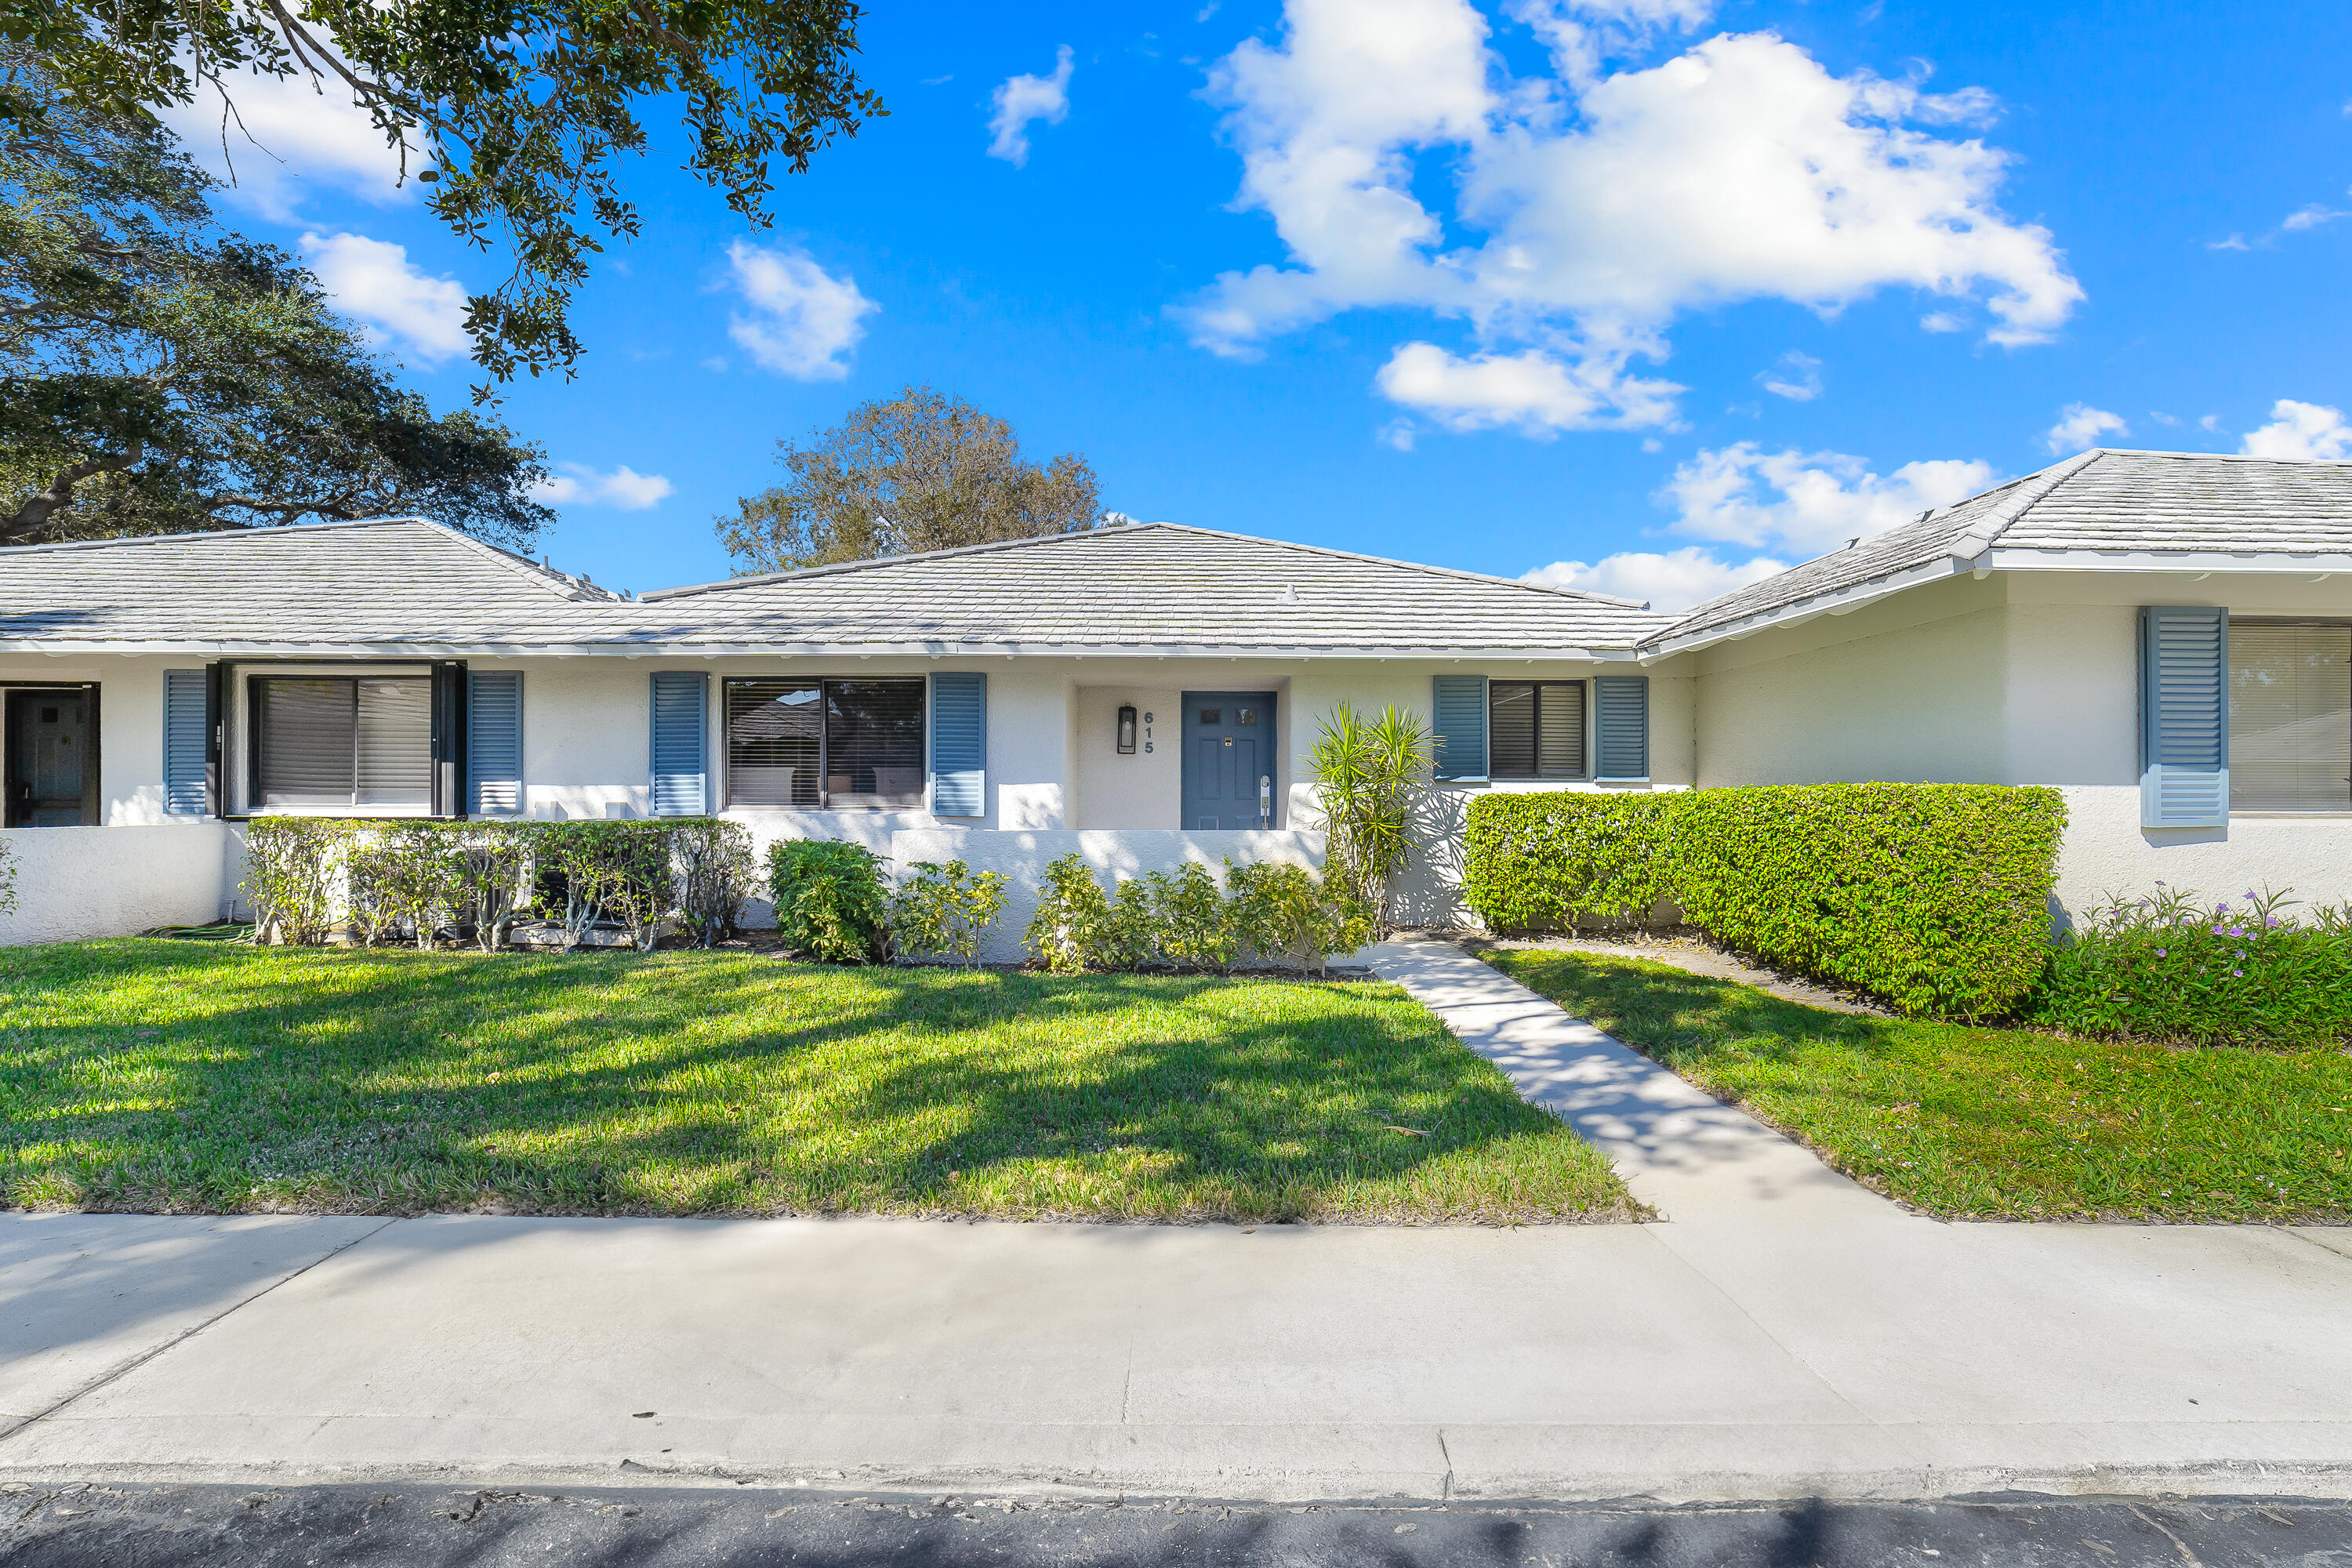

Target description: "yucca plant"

left=1308, top=703, right=1432, bottom=935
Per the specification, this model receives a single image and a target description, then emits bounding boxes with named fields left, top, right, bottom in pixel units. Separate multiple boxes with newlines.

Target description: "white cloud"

left=2281, top=203, right=2350, bottom=233
left=987, top=46, right=1076, bottom=166
left=723, top=241, right=877, bottom=380
left=299, top=231, right=469, bottom=364
left=529, top=463, right=674, bottom=510
left=1523, top=545, right=1784, bottom=611
left=160, top=66, right=411, bottom=220
left=1374, top=340, right=1682, bottom=435
left=1664, top=441, right=1998, bottom=555
left=1183, top=2, right=2082, bottom=430
left=2241, top=399, right=2352, bottom=461
left=1510, top=0, right=1716, bottom=89
left=2045, top=401, right=2127, bottom=455
left=1757, top=350, right=1821, bottom=401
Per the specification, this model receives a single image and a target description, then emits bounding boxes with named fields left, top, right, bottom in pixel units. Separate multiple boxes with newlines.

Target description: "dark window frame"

left=2227, top=615, right=2352, bottom=815
left=227, top=660, right=463, bottom=820
left=1487, top=678, right=1592, bottom=782
left=722, top=676, right=928, bottom=811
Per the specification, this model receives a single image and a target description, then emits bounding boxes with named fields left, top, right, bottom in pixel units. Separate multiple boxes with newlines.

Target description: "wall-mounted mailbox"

left=1116, top=704, right=1138, bottom=755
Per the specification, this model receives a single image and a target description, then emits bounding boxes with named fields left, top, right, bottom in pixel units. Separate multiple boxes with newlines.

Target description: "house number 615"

left=1142, top=711, right=1153, bottom=753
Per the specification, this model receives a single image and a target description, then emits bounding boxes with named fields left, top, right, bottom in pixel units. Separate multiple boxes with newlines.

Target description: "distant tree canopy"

left=0, top=50, right=554, bottom=547
left=717, top=386, right=1103, bottom=574
left=1, top=0, right=880, bottom=384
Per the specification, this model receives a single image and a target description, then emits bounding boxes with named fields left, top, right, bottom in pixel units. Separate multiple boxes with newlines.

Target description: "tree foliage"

left=0, top=0, right=880, bottom=383
left=0, top=52, right=553, bottom=546
left=717, top=385, right=1104, bottom=574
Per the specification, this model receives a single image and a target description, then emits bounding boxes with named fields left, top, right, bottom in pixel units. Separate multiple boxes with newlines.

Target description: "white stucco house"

left=0, top=446, right=2347, bottom=949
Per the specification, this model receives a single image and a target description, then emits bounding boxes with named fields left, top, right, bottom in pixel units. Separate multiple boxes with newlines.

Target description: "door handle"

left=1258, top=775, right=1272, bottom=829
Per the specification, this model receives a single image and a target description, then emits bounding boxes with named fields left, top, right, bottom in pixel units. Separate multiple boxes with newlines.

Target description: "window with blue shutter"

left=468, top=671, right=523, bottom=815
left=1432, top=675, right=1488, bottom=782
left=1594, top=675, right=1650, bottom=782
left=648, top=671, right=709, bottom=817
left=929, top=672, right=986, bottom=818
left=163, top=669, right=209, bottom=816
left=2140, top=605, right=2228, bottom=828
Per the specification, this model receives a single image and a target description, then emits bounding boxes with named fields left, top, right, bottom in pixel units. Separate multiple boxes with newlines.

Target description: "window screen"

left=724, top=678, right=924, bottom=809
left=2230, top=622, right=2352, bottom=811
left=1488, top=681, right=1587, bottom=779
left=254, top=676, right=433, bottom=810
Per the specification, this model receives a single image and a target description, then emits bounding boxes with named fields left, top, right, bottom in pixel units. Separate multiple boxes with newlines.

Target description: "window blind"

left=254, top=676, right=432, bottom=810
left=649, top=671, right=709, bottom=817
left=2228, top=621, right=2351, bottom=812
left=1490, top=681, right=1586, bottom=779
left=1432, top=675, right=1488, bottom=782
left=725, top=679, right=822, bottom=808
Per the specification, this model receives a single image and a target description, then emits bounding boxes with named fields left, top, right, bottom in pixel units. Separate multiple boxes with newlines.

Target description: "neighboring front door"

left=1181, top=691, right=1275, bottom=829
left=5, top=689, right=96, bottom=826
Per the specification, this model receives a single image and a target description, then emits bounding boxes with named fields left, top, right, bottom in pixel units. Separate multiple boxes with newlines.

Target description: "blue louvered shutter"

left=929, top=672, right=986, bottom=818
left=468, top=672, right=523, bottom=815
left=1432, top=675, right=1488, bottom=782
left=163, top=669, right=209, bottom=816
left=1593, top=676, right=1650, bottom=782
left=2140, top=605, right=2228, bottom=828
left=649, top=671, right=709, bottom=817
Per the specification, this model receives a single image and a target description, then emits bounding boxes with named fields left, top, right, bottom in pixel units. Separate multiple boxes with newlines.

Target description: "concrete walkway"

left=1359, top=939, right=1890, bottom=1222
left=4, top=942, right=2350, bottom=1504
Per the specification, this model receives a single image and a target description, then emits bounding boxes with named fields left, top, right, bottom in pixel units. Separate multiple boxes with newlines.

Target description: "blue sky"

left=164, top=0, right=2352, bottom=608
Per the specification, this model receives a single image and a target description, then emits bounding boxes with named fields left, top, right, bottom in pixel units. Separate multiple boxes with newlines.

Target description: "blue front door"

left=1181, top=691, right=1274, bottom=829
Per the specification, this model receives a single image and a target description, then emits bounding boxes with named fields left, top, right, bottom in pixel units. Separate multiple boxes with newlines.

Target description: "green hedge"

left=1463, top=784, right=2067, bottom=1020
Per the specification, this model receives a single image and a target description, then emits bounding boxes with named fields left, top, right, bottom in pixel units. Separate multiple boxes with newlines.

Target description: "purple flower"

left=2156, top=949, right=2167, bottom=958
left=2232, top=969, right=2242, bottom=977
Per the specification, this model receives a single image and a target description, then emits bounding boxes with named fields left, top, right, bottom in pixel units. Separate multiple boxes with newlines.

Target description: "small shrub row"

left=1463, top=784, right=2067, bottom=1020
left=1025, top=853, right=1373, bottom=975
left=244, top=817, right=753, bottom=951
left=763, top=841, right=1008, bottom=966
left=2024, top=885, right=2352, bottom=1047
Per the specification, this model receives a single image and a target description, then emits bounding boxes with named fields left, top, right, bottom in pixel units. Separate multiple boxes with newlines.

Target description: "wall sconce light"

left=1117, top=704, right=1138, bottom=754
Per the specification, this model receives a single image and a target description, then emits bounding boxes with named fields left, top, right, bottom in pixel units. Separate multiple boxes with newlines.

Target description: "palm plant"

left=1308, top=703, right=1433, bottom=935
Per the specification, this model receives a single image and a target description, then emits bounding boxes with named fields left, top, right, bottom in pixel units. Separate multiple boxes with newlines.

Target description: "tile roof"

left=639, top=523, right=1672, bottom=654
left=1647, top=449, right=2352, bottom=649
left=0, top=518, right=628, bottom=650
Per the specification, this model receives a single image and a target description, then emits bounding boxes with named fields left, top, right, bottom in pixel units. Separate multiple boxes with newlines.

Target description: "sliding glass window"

left=252, top=676, right=433, bottom=810
left=1488, top=681, right=1588, bottom=780
left=724, top=678, right=925, bottom=809
left=2230, top=621, right=2352, bottom=812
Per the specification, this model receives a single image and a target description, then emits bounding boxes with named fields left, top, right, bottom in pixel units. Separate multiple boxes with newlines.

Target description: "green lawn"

left=0, top=940, right=1634, bottom=1224
left=1485, top=946, right=2352, bottom=1223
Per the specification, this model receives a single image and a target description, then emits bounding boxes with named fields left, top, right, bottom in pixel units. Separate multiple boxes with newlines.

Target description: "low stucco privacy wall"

left=0, top=824, right=239, bottom=945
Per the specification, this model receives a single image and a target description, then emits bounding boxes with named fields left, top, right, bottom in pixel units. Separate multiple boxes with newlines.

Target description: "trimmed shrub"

left=2024, top=886, right=2352, bottom=1047
left=1226, top=860, right=1375, bottom=974
left=1142, top=862, right=1236, bottom=973
left=1025, top=852, right=1369, bottom=974
left=243, top=816, right=344, bottom=945
left=765, top=839, right=890, bottom=964
left=1462, top=784, right=2067, bottom=1020
left=889, top=859, right=1008, bottom=967
left=672, top=818, right=756, bottom=948
left=241, top=815, right=746, bottom=951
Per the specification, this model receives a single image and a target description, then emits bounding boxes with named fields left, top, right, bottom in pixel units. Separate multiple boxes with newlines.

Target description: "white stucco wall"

left=0, top=823, right=236, bottom=944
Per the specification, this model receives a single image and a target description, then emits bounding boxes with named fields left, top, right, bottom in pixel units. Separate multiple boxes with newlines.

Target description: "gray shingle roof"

left=1646, top=449, right=2352, bottom=650
left=0, top=518, right=629, bottom=651
left=640, top=523, right=1671, bottom=655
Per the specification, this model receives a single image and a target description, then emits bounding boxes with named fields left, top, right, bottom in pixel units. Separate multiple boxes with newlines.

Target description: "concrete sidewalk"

left=5, top=1207, right=2351, bottom=1503
left=4, top=943, right=2350, bottom=1504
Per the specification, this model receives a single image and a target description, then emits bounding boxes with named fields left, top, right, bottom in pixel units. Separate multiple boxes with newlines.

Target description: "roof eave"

left=0, top=637, right=1657, bottom=661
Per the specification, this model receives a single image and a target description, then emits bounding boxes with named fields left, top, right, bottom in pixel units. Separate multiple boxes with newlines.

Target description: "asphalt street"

left=2, top=1483, right=2348, bottom=1567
